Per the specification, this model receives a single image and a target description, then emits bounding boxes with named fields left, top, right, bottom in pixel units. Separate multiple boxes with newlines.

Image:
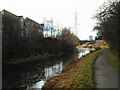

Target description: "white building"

left=89, top=35, right=93, bottom=41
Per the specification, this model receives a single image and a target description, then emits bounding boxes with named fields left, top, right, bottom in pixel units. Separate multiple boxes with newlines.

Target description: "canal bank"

left=3, top=48, right=95, bottom=89
left=42, top=49, right=101, bottom=89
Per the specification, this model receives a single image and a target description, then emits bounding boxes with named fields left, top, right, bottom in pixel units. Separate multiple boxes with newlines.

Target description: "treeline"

left=94, top=1, right=120, bottom=57
left=2, top=11, right=79, bottom=63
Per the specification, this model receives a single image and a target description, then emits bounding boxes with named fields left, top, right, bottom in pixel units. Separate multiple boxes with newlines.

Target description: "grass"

left=107, top=50, right=120, bottom=70
left=43, top=49, right=102, bottom=89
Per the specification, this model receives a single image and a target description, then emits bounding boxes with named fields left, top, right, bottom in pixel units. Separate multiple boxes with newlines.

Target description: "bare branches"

left=94, top=0, right=120, bottom=52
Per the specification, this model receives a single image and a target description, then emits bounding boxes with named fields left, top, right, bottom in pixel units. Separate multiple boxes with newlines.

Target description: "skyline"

left=0, top=0, right=108, bottom=40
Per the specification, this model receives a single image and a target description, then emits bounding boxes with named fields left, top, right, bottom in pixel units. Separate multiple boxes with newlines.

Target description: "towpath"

left=94, top=49, right=118, bottom=88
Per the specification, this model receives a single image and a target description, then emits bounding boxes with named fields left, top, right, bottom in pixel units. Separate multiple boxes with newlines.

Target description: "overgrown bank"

left=43, top=49, right=102, bottom=89
left=93, top=0, right=120, bottom=67
left=3, top=37, right=77, bottom=66
left=107, top=50, right=120, bottom=69
left=3, top=25, right=79, bottom=66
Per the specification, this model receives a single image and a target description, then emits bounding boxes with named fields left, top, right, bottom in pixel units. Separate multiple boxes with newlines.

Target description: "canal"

left=2, top=48, right=95, bottom=89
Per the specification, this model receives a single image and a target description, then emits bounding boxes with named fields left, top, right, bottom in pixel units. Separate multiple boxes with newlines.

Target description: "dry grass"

left=43, top=49, right=102, bottom=89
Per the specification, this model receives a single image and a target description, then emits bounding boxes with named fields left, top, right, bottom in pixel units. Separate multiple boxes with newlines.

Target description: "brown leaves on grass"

left=43, top=50, right=100, bottom=89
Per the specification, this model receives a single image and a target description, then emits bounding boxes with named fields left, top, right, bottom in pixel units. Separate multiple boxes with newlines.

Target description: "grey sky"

left=0, top=0, right=108, bottom=40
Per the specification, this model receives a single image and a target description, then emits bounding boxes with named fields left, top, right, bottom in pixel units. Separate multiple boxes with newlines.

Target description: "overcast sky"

left=0, top=0, right=108, bottom=40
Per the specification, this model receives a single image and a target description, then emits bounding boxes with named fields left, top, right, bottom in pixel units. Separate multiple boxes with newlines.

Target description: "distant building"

left=2, top=9, right=22, bottom=37
left=25, top=17, right=44, bottom=37
left=0, top=9, right=44, bottom=38
left=1, top=9, right=44, bottom=60
left=17, top=16, right=24, bottom=28
left=96, top=40, right=103, bottom=44
left=17, top=16, right=26, bottom=36
left=89, top=36, right=93, bottom=41
left=43, top=19, right=56, bottom=38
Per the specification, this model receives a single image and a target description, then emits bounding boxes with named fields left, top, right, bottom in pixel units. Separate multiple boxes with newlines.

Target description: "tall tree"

left=58, top=27, right=79, bottom=46
left=94, top=1, right=120, bottom=56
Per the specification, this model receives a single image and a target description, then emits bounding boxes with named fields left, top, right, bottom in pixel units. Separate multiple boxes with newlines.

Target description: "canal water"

left=3, top=48, right=95, bottom=89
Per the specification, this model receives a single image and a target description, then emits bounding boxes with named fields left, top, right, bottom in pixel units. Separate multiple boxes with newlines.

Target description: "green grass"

left=43, top=49, right=102, bottom=88
left=107, top=50, right=120, bottom=70
left=71, top=50, right=102, bottom=88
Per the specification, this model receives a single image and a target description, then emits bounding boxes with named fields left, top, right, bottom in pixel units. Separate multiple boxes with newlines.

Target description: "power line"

left=74, top=10, right=79, bottom=36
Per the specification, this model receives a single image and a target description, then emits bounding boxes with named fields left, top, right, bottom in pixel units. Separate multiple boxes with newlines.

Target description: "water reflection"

left=31, top=62, right=63, bottom=89
left=77, top=48, right=95, bottom=58
left=31, top=80, right=45, bottom=89
left=45, top=62, right=63, bottom=78
left=3, top=48, right=95, bottom=89
left=30, top=48, right=95, bottom=89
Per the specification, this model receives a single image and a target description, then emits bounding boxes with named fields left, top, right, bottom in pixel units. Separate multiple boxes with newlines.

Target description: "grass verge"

left=43, top=49, right=102, bottom=89
left=107, top=50, right=120, bottom=70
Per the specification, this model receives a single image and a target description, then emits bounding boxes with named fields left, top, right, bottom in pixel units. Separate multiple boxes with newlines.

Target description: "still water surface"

left=3, top=48, right=95, bottom=89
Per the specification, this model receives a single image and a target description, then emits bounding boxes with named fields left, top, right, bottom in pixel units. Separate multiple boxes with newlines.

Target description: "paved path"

left=94, top=49, right=118, bottom=88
